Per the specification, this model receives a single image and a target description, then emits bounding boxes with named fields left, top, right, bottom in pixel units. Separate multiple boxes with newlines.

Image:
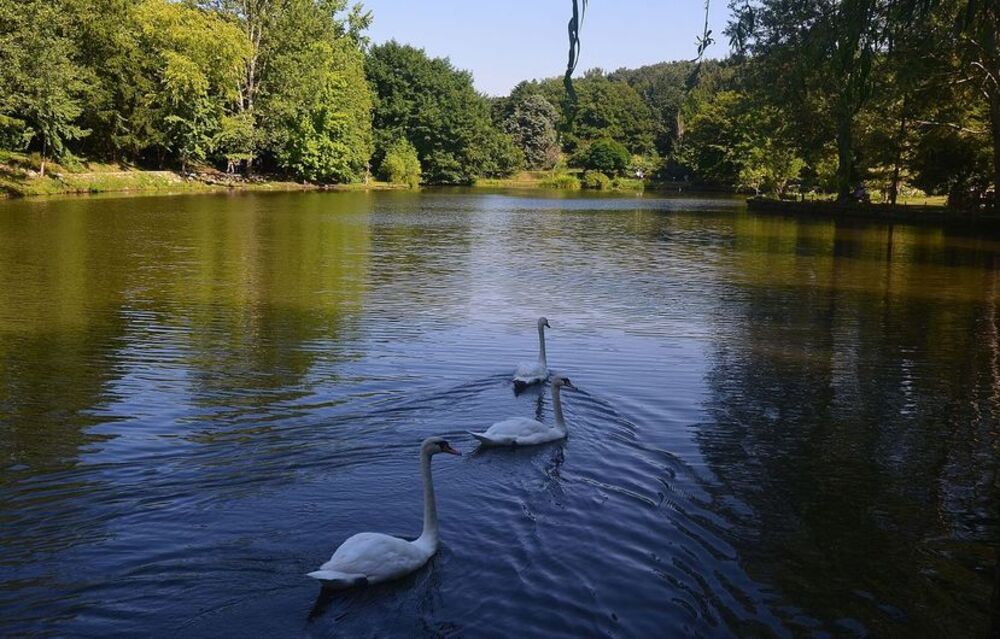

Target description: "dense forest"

left=0, top=0, right=996, bottom=206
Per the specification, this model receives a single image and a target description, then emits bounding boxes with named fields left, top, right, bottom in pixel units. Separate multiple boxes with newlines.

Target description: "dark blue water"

left=0, top=190, right=996, bottom=637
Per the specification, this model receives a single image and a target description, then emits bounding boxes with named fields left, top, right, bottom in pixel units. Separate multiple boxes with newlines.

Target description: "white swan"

left=469, top=376, right=576, bottom=446
left=513, top=317, right=551, bottom=391
left=307, top=437, right=461, bottom=588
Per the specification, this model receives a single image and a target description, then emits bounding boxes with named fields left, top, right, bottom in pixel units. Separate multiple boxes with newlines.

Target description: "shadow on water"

left=698, top=215, right=1000, bottom=636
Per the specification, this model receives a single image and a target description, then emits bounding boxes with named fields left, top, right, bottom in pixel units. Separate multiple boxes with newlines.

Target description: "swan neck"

left=417, top=449, right=438, bottom=548
left=552, top=384, right=566, bottom=431
left=537, top=323, right=547, bottom=367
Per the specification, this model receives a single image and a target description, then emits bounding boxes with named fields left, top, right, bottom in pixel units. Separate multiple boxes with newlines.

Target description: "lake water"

left=0, top=189, right=997, bottom=637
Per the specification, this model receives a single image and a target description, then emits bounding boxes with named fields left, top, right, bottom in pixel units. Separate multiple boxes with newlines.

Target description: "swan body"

left=470, top=376, right=576, bottom=447
left=307, top=533, right=430, bottom=586
left=308, top=437, right=460, bottom=589
left=513, top=317, right=551, bottom=390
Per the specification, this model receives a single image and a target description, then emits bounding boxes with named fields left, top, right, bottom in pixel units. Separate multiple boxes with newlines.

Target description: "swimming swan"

left=307, top=437, right=461, bottom=588
left=513, top=317, right=551, bottom=391
left=470, top=376, right=576, bottom=446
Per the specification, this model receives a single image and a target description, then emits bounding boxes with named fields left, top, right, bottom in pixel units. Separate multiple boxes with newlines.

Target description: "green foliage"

left=380, top=138, right=421, bottom=187
left=911, top=125, right=992, bottom=206
left=500, top=91, right=561, bottom=170
left=0, top=0, right=372, bottom=182
left=366, top=41, right=517, bottom=184
left=570, top=71, right=656, bottom=155
left=572, top=139, right=630, bottom=175
left=675, top=90, right=804, bottom=196
left=246, top=0, right=372, bottom=182
left=609, top=60, right=729, bottom=157
left=0, top=115, right=30, bottom=150
left=581, top=170, right=611, bottom=190
left=273, top=38, right=373, bottom=183
left=738, top=143, right=805, bottom=196
left=0, top=0, right=92, bottom=173
left=215, top=112, right=257, bottom=172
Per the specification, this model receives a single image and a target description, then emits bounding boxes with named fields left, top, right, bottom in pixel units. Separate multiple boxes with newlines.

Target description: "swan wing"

left=486, top=417, right=547, bottom=438
left=513, top=361, right=547, bottom=384
left=314, top=532, right=430, bottom=585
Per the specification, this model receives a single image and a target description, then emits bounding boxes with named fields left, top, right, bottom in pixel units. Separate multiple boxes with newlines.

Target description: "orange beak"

left=442, top=444, right=462, bottom=456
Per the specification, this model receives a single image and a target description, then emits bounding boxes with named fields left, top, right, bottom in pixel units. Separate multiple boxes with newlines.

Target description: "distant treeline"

left=0, top=0, right=996, bottom=205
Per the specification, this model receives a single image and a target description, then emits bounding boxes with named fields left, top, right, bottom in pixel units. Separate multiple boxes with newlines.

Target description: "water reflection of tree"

left=0, top=193, right=376, bottom=553
left=167, top=192, right=372, bottom=425
left=364, top=192, right=475, bottom=321
left=0, top=201, right=132, bottom=556
left=700, top=215, right=999, bottom=636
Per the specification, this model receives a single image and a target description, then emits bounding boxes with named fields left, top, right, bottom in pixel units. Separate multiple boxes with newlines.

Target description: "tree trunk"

left=890, top=109, right=906, bottom=206
left=990, top=89, right=1000, bottom=210
left=836, top=116, right=853, bottom=203
left=39, top=138, right=47, bottom=178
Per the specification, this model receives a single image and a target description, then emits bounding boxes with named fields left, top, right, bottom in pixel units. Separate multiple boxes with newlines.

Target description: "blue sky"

left=363, top=1, right=734, bottom=96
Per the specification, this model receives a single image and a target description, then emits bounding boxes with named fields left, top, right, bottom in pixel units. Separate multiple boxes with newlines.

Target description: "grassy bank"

left=0, top=152, right=405, bottom=198
left=476, top=170, right=644, bottom=192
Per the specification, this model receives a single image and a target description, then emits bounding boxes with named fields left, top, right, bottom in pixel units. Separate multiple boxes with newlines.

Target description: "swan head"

left=538, top=317, right=551, bottom=329
left=422, top=437, right=462, bottom=456
left=552, top=375, right=576, bottom=390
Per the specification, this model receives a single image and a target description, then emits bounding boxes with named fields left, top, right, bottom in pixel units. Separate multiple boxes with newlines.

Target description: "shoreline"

left=746, top=196, right=1000, bottom=227
left=0, top=162, right=409, bottom=200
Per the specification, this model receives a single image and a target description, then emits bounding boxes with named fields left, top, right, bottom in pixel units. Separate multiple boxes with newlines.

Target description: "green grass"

left=0, top=152, right=402, bottom=198
left=797, top=190, right=948, bottom=207
left=478, top=170, right=645, bottom=192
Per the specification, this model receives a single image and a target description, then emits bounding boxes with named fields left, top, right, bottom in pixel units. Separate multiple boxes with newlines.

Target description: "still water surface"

left=0, top=190, right=997, bottom=637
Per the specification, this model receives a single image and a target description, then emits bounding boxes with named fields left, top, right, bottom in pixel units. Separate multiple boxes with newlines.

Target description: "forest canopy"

left=0, top=0, right=996, bottom=203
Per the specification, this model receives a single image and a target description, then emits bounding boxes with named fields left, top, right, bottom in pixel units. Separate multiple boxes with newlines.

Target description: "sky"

left=363, top=1, right=734, bottom=96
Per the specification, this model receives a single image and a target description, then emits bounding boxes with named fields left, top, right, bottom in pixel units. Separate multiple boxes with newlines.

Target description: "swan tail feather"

left=307, top=570, right=369, bottom=588
left=467, top=431, right=493, bottom=446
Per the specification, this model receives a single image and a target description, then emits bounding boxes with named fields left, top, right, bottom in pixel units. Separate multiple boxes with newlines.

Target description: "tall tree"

left=728, top=0, right=890, bottom=201
left=133, top=0, right=250, bottom=171
left=197, top=0, right=372, bottom=174
left=500, top=92, right=561, bottom=170
left=0, top=0, right=91, bottom=175
left=366, top=41, right=518, bottom=184
left=956, top=0, right=1000, bottom=203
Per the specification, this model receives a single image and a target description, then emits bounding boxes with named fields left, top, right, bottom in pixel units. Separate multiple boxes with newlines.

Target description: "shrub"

left=538, top=173, right=581, bottom=190
left=611, top=177, right=644, bottom=191
left=572, top=139, right=630, bottom=175
left=582, top=170, right=611, bottom=190
left=380, top=138, right=421, bottom=188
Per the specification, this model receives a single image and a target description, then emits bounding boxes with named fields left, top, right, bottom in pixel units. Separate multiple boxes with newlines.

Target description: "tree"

left=366, top=41, right=518, bottom=184
left=379, top=137, right=421, bottom=187
left=572, top=71, right=656, bottom=154
left=728, top=0, right=882, bottom=201
left=0, top=0, right=91, bottom=175
left=610, top=60, right=707, bottom=157
left=198, top=0, right=372, bottom=175
left=273, top=37, right=372, bottom=183
left=131, top=0, right=250, bottom=172
left=501, top=91, right=561, bottom=170
left=955, top=0, right=1000, bottom=203
left=573, top=138, right=630, bottom=175
left=675, top=89, right=804, bottom=194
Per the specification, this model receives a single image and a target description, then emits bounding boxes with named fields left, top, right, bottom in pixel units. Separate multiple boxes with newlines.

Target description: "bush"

left=582, top=171, right=611, bottom=190
left=380, top=138, right=421, bottom=188
left=572, top=139, right=630, bottom=175
left=538, top=173, right=581, bottom=190
left=611, top=177, right=644, bottom=191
